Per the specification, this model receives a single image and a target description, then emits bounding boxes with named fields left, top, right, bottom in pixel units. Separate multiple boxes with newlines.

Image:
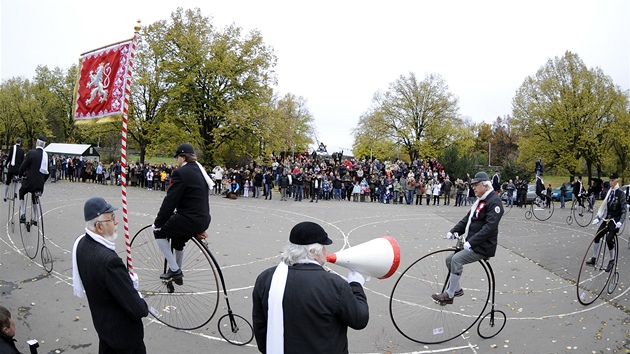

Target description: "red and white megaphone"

left=326, top=236, right=400, bottom=279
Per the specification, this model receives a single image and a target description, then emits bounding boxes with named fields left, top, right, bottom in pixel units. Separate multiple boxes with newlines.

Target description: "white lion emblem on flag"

left=85, top=62, right=111, bottom=105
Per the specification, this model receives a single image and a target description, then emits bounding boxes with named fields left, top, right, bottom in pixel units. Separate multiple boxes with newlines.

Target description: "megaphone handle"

left=454, top=233, right=464, bottom=250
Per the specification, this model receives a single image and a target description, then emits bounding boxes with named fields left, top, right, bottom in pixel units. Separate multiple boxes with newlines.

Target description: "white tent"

left=44, top=143, right=100, bottom=161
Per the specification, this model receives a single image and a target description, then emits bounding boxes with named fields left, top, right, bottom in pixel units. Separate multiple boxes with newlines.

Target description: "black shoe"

left=19, top=215, right=25, bottom=224
left=32, top=220, right=37, bottom=226
left=431, top=292, right=454, bottom=305
left=605, top=260, right=614, bottom=273
left=160, top=268, right=183, bottom=281
left=585, top=257, right=596, bottom=266
left=578, top=213, right=583, bottom=217
left=454, top=289, right=464, bottom=297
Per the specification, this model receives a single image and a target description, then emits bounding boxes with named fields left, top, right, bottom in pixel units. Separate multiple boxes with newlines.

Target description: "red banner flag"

left=73, top=40, right=133, bottom=122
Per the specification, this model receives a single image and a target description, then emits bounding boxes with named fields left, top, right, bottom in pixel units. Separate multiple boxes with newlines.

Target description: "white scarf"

left=72, top=228, right=115, bottom=298
left=267, top=262, right=288, bottom=354
left=463, top=188, right=494, bottom=239
left=10, top=144, right=17, bottom=166
left=596, top=184, right=619, bottom=220
left=37, top=146, right=49, bottom=175
left=182, top=161, right=215, bottom=190
left=267, top=259, right=320, bottom=353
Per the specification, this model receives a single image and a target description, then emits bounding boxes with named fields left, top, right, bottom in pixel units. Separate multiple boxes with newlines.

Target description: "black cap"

left=84, top=197, right=117, bottom=221
left=610, top=172, right=619, bottom=180
left=471, top=172, right=489, bottom=184
left=289, top=221, right=333, bottom=245
left=16, top=137, right=22, bottom=143
left=37, top=135, right=46, bottom=142
left=173, top=143, right=195, bottom=157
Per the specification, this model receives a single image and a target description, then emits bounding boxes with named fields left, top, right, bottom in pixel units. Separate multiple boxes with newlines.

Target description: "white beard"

left=103, top=232, right=118, bottom=243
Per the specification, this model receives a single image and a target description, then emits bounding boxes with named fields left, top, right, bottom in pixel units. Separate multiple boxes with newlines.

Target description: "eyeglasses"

left=98, top=214, right=116, bottom=223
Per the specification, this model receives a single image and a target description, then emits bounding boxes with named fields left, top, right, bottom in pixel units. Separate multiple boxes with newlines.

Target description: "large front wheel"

left=19, top=194, right=40, bottom=259
left=532, top=197, right=554, bottom=221
left=572, top=200, right=593, bottom=227
left=389, top=249, right=490, bottom=344
left=129, top=225, right=220, bottom=330
left=576, top=231, right=613, bottom=305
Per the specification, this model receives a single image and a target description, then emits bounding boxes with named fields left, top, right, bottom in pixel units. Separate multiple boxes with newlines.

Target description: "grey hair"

left=281, top=242, right=324, bottom=266
left=85, top=216, right=101, bottom=232
left=36, top=139, right=46, bottom=148
left=482, top=180, right=492, bottom=189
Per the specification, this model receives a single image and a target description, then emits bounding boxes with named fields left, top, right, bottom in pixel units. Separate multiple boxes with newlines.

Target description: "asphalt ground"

left=0, top=181, right=629, bottom=354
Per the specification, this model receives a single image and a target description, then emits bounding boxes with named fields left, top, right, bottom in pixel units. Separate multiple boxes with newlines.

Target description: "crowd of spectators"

left=0, top=150, right=498, bottom=208
left=204, top=151, right=482, bottom=207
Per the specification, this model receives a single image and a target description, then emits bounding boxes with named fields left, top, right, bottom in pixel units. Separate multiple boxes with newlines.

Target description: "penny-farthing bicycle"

left=566, top=197, right=593, bottom=227
left=389, top=234, right=506, bottom=344
left=19, top=191, right=53, bottom=273
left=576, top=219, right=620, bottom=306
left=6, top=176, right=19, bottom=233
left=525, top=194, right=554, bottom=221
left=128, top=225, right=253, bottom=345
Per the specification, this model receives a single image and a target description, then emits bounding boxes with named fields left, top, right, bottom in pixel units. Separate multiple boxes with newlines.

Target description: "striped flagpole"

left=123, top=21, right=141, bottom=276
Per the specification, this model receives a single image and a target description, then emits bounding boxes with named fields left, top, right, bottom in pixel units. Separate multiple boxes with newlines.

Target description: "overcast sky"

left=1, top=0, right=628, bottom=153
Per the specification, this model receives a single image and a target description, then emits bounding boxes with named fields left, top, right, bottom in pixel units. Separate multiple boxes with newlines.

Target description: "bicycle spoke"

left=389, top=249, right=490, bottom=344
left=130, top=225, right=219, bottom=330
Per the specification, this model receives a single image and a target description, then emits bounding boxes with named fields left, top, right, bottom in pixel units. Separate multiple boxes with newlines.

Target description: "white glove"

left=347, top=270, right=365, bottom=286
left=151, top=224, right=161, bottom=232
left=592, top=218, right=600, bottom=226
left=445, top=232, right=454, bottom=240
left=616, top=221, right=622, bottom=229
left=464, top=241, right=472, bottom=251
left=129, top=272, right=139, bottom=290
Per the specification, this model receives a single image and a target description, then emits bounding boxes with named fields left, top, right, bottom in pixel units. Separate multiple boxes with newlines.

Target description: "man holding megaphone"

left=252, top=221, right=369, bottom=354
left=432, top=171, right=504, bottom=305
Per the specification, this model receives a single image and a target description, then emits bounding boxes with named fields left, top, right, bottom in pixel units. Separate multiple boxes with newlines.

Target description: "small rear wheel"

left=217, top=313, right=254, bottom=346
left=477, top=309, right=507, bottom=339
left=41, top=245, right=53, bottom=273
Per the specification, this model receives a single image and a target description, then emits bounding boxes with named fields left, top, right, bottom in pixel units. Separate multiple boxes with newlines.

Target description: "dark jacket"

left=154, top=162, right=211, bottom=238
left=450, top=191, right=503, bottom=257
left=76, top=235, right=148, bottom=350
left=0, top=331, right=21, bottom=354
left=6, top=143, right=24, bottom=174
left=252, top=263, right=369, bottom=354
left=18, top=147, right=49, bottom=193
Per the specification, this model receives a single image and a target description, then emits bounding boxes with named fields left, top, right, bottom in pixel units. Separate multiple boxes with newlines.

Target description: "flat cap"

left=289, top=221, right=333, bottom=245
left=471, top=171, right=489, bottom=184
left=84, top=197, right=117, bottom=221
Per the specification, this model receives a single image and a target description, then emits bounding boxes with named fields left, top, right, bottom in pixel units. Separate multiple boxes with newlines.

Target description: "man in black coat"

left=72, top=197, right=148, bottom=353
left=252, top=222, right=369, bottom=354
left=433, top=172, right=504, bottom=305
left=18, top=136, right=49, bottom=223
left=588, top=172, right=627, bottom=272
left=152, top=143, right=212, bottom=281
left=4, top=137, right=24, bottom=202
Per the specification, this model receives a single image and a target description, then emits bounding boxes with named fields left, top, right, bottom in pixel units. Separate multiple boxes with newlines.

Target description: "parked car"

left=502, top=184, right=536, bottom=204
left=551, top=183, right=573, bottom=201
